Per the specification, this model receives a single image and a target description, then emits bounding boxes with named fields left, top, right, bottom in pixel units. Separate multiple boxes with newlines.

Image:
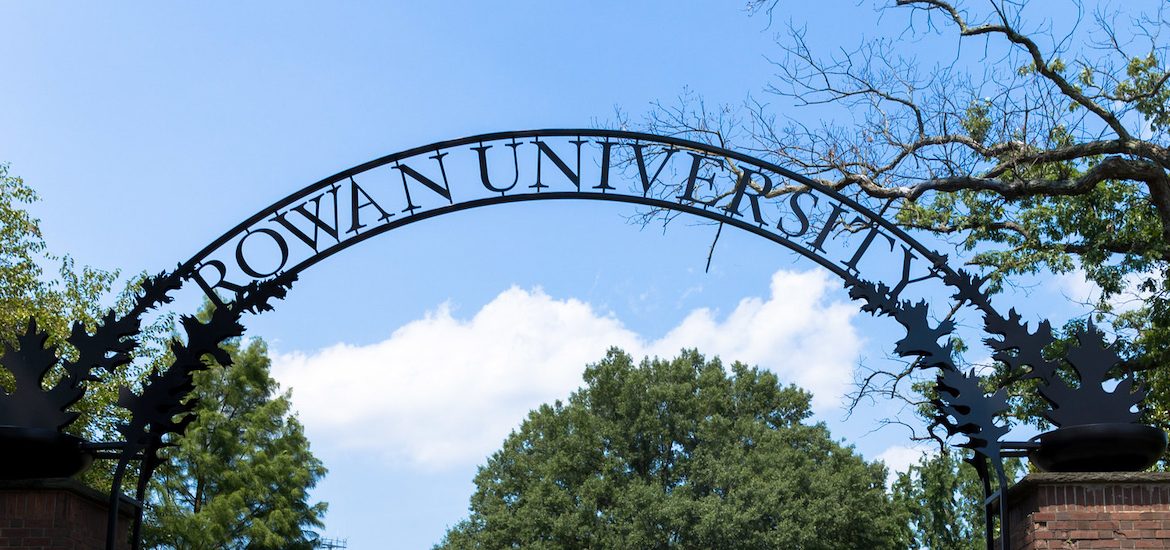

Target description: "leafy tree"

left=143, top=332, right=327, bottom=550
left=0, top=162, right=148, bottom=491
left=0, top=163, right=116, bottom=349
left=437, top=348, right=910, bottom=549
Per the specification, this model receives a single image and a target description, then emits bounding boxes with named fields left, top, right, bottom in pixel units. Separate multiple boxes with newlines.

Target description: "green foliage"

left=892, top=452, right=1025, bottom=550
left=891, top=452, right=985, bottom=550
left=1117, top=53, right=1170, bottom=133
left=961, top=100, right=992, bottom=146
left=144, top=334, right=327, bottom=550
left=0, top=162, right=117, bottom=367
left=0, top=163, right=154, bottom=491
left=437, top=348, right=910, bottom=549
left=898, top=180, right=1163, bottom=292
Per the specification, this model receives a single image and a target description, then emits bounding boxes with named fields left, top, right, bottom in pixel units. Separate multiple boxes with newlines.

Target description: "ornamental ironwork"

left=0, top=129, right=1160, bottom=550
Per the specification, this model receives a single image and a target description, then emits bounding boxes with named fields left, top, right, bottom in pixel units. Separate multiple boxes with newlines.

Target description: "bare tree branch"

left=633, top=0, right=1170, bottom=428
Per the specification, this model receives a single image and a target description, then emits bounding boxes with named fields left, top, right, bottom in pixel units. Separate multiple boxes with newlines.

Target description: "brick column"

left=0, top=479, right=138, bottom=550
left=1004, top=472, right=1170, bottom=549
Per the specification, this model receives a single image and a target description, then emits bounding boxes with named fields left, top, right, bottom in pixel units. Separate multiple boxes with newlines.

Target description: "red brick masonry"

left=1006, top=472, right=1170, bottom=549
left=0, top=479, right=137, bottom=550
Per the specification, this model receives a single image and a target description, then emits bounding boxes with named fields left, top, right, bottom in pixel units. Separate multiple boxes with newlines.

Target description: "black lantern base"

left=1028, top=423, right=1167, bottom=473
left=0, top=426, right=93, bottom=480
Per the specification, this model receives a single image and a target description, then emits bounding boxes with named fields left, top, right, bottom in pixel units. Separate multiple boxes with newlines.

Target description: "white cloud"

left=272, top=269, right=862, bottom=470
left=1053, top=269, right=1100, bottom=305
left=875, top=444, right=936, bottom=485
left=1052, top=268, right=1154, bottom=314
left=644, top=270, right=862, bottom=411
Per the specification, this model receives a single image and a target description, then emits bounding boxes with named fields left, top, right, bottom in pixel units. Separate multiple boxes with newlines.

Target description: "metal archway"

left=0, top=130, right=1153, bottom=550
left=180, top=130, right=954, bottom=308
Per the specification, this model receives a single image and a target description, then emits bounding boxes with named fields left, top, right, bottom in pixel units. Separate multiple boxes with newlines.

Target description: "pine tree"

left=143, top=335, right=327, bottom=550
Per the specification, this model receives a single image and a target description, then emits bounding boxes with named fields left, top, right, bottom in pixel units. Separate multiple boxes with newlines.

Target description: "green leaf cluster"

left=901, top=181, right=1161, bottom=288
left=437, top=348, right=909, bottom=549
left=1117, top=54, right=1170, bottom=133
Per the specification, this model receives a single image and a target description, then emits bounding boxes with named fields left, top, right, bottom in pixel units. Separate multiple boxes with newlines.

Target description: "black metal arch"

left=0, top=129, right=1150, bottom=550
left=175, top=129, right=959, bottom=305
left=156, top=130, right=1155, bottom=550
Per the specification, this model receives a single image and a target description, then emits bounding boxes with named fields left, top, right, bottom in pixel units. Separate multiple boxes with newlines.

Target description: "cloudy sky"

left=274, top=269, right=862, bottom=469
left=0, top=2, right=1104, bottom=547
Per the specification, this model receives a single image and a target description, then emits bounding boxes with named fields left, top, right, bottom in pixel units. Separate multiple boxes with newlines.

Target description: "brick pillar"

left=1004, top=472, right=1170, bottom=549
left=0, top=479, right=138, bottom=550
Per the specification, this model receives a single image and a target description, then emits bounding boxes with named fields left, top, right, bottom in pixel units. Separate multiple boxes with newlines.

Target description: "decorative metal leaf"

left=116, top=367, right=195, bottom=444
left=136, top=269, right=185, bottom=312
left=943, top=268, right=993, bottom=312
left=845, top=279, right=900, bottom=318
left=0, top=319, right=76, bottom=430
left=844, top=279, right=957, bottom=371
left=981, top=308, right=1059, bottom=382
left=234, top=271, right=296, bottom=315
left=1038, top=322, right=1142, bottom=426
left=934, top=367, right=1011, bottom=460
left=116, top=273, right=297, bottom=448
left=890, top=300, right=956, bottom=369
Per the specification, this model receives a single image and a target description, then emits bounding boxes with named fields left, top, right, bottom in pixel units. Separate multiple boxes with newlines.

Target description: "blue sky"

left=0, top=2, right=1107, bottom=548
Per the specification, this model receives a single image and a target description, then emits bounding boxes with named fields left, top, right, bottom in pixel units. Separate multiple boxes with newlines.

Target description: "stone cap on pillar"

left=1007, top=471, right=1170, bottom=508
left=1003, top=472, right=1170, bottom=549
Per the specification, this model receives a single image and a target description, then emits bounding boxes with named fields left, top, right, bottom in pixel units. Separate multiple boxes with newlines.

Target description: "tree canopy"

left=437, top=348, right=910, bottom=549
